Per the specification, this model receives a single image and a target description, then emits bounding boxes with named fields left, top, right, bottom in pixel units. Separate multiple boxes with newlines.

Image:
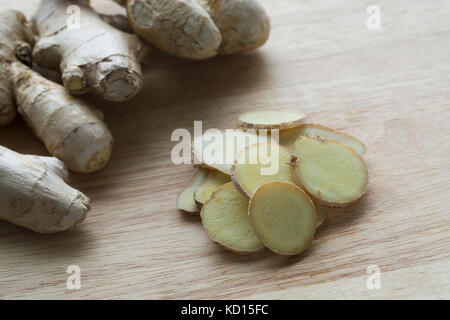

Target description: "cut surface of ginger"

left=291, top=136, right=368, bottom=207
left=238, top=110, right=305, bottom=130
left=176, top=168, right=209, bottom=213
left=193, top=130, right=262, bottom=175
left=201, top=182, right=264, bottom=253
left=315, top=202, right=328, bottom=227
left=194, top=170, right=231, bottom=207
left=279, top=123, right=366, bottom=155
left=231, top=143, right=296, bottom=197
left=249, top=182, right=316, bottom=255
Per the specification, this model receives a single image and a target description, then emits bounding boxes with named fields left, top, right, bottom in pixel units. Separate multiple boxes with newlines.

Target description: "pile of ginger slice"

left=178, top=110, right=368, bottom=256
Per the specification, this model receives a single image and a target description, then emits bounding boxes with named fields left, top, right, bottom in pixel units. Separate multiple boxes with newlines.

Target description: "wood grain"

left=0, top=0, right=449, bottom=299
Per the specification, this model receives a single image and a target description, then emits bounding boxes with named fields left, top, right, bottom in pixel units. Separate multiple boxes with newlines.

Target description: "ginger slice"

left=201, top=182, right=264, bottom=253
left=315, top=203, right=328, bottom=227
left=193, top=129, right=261, bottom=175
left=177, top=168, right=209, bottom=213
left=279, top=123, right=366, bottom=155
left=238, top=110, right=306, bottom=130
left=194, top=170, right=231, bottom=208
left=249, top=182, right=316, bottom=255
left=291, top=136, right=368, bottom=207
left=231, top=143, right=296, bottom=197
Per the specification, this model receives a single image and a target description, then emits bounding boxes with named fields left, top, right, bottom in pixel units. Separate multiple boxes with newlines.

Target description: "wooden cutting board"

left=0, top=0, right=449, bottom=299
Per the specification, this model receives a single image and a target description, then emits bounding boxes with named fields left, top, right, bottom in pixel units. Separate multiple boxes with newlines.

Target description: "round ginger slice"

left=279, top=123, right=366, bottom=155
left=201, top=182, right=264, bottom=253
left=193, top=130, right=259, bottom=175
left=194, top=170, right=231, bottom=207
left=249, top=182, right=316, bottom=255
left=237, top=110, right=305, bottom=130
left=291, top=136, right=368, bottom=207
left=176, top=168, right=209, bottom=213
left=315, top=203, right=328, bottom=227
left=232, top=143, right=296, bottom=197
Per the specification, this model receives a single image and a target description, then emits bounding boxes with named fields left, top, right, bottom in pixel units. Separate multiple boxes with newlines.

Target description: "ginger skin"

left=0, top=11, right=35, bottom=126
left=0, top=9, right=113, bottom=173
left=32, top=0, right=149, bottom=101
left=115, top=0, right=270, bottom=59
left=0, top=145, right=90, bottom=233
left=98, top=13, right=134, bottom=33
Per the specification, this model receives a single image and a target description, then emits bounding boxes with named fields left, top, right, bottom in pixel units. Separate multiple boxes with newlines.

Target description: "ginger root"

left=0, top=10, right=34, bottom=126
left=0, top=145, right=90, bottom=233
left=115, top=0, right=270, bottom=59
left=98, top=13, right=134, bottom=33
left=32, top=0, right=149, bottom=101
left=0, top=9, right=113, bottom=173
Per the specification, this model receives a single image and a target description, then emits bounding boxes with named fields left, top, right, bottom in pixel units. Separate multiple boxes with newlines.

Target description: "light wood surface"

left=0, top=0, right=449, bottom=299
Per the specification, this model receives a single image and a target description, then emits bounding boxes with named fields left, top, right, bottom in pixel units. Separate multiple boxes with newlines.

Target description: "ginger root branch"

left=0, top=145, right=90, bottom=233
left=0, top=9, right=114, bottom=173
left=116, top=0, right=270, bottom=59
left=32, top=0, right=149, bottom=101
